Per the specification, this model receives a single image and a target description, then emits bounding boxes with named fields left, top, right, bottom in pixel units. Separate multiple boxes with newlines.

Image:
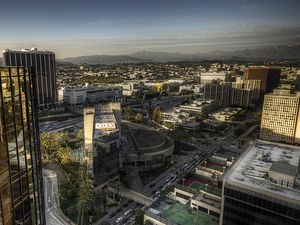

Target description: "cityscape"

left=1, top=1, right=300, bottom=225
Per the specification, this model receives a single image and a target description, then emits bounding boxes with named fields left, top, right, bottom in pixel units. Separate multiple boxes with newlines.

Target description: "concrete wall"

left=84, top=106, right=95, bottom=177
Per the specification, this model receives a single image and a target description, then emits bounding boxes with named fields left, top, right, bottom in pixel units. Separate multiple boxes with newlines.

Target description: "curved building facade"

left=121, top=128, right=174, bottom=171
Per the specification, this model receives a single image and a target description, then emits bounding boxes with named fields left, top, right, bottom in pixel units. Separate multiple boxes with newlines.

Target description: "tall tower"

left=2, top=48, right=57, bottom=110
left=260, top=87, right=300, bottom=144
left=244, top=67, right=280, bottom=93
left=0, top=67, right=45, bottom=225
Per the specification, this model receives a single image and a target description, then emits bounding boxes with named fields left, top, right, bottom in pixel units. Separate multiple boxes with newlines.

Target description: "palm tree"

left=76, top=129, right=85, bottom=163
left=152, top=107, right=161, bottom=123
left=77, top=172, right=95, bottom=225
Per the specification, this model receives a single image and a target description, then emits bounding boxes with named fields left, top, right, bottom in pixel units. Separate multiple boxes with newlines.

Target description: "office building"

left=0, top=67, right=44, bottom=225
left=179, top=99, right=219, bottom=116
left=200, top=72, right=227, bottom=83
left=84, top=102, right=121, bottom=187
left=63, top=86, right=122, bottom=108
left=204, top=82, right=232, bottom=106
left=2, top=48, right=57, bottom=109
left=260, top=87, right=300, bottom=144
left=296, top=75, right=300, bottom=91
left=203, top=79, right=261, bottom=108
left=244, top=67, right=280, bottom=93
left=220, top=140, right=300, bottom=225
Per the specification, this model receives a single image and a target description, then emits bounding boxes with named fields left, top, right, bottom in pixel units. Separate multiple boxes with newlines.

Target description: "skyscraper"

left=260, top=86, right=300, bottom=144
left=2, top=48, right=57, bottom=109
left=244, top=67, right=280, bottom=93
left=0, top=67, right=44, bottom=225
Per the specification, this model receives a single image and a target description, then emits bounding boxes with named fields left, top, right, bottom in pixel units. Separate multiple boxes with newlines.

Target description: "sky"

left=0, top=0, right=300, bottom=58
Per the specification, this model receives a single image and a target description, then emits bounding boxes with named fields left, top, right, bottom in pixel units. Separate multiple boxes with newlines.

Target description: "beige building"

left=260, top=87, right=300, bottom=144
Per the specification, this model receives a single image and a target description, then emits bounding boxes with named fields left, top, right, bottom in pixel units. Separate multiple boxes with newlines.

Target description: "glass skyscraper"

left=0, top=67, right=44, bottom=225
left=2, top=48, right=57, bottom=110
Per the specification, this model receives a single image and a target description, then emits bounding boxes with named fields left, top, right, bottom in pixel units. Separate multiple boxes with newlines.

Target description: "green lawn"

left=162, top=202, right=218, bottom=225
left=190, top=182, right=222, bottom=197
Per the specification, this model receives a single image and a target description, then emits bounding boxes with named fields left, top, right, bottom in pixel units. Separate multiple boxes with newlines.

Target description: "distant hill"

left=61, top=54, right=147, bottom=65
left=60, top=44, right=300, bottom=65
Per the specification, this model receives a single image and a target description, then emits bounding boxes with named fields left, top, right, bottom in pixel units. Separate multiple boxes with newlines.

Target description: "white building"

left=63, top=86, right=122, bottom=108
left=200, top=72, right=227, bottom=83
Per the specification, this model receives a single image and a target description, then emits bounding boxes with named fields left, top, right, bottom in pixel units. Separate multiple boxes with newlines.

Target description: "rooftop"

left=224, top=140, right=300, bottom=202
left=2, top=48, right=54, bottom=53
left=149, top=198, right=218, bottom=225
left=94, top=104, right=118, bottom=138
left=131, top=129, right=166, bottom=150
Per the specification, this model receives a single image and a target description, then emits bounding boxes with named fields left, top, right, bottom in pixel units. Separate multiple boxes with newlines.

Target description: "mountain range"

left=60, top=44, right=300, bottom=65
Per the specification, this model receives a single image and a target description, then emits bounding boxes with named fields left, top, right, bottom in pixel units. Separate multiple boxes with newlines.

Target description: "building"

left=204, top=79, right=261, bottom=108
left=63, top=86, right=122, bottom=108
left=179, top=99, right=219, bottom=116
left=220, top=140, right=300, bottom=225
left=244, top=67, right=280, bottom=93
left=296, top=75, right=300, bottom=91
left=203, top=82, right=232, bottom=106
left=83, top=103, right=121, bottom=187
left=0, top=67, right=45, bottom=225
left=121, top=126, right=174, bottom=171
left=229, top=88, right=255, bottom=107
left=200, top=72, right=227, bottom=83
left=2, top=48, right=57, bottom=109
left=260, top=87, right=300, bottom=144
left=209, top=108, right=242, bottom=122
left=144, top=197, right=218, bottom=225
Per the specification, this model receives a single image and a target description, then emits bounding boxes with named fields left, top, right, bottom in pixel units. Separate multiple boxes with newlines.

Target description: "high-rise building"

left=203, top=82, right=232, bottom=106
left=203, top=79, right=261, bottom=108
left=220, top=140, right=300, bottom=225
left=260, top=87, right=300, bottom=144
left=2, top=48, right=57, bottom=109
left=0, top=67, right=44, bottom=225
left=295, top=75, right=300, bottom=91
left=244, top=67, right=280, bottom=93
left=83, top=102, right=120, bottom=187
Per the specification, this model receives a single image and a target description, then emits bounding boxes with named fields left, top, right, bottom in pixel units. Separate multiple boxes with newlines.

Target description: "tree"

left=40, top=132, right=71, bottom=164
left=77, top=172, right=95, bottom=225
left=144, top=220, right=154, bottom=225
left=134, top=209, right=144, bottom=225
left=123, top=106, right=132, bottom=120
left=135, top=113, right=143, bottom=123
left=152, top=107, right=161, bottom=123
left=255, top=111, right=262, bottom=123
left=76, top=129, right=85, bottom=162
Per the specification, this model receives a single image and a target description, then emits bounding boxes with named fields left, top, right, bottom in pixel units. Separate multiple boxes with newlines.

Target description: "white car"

left=116, top=216, right=123, bottom=223
left=124, top=209, right=133, bottom=216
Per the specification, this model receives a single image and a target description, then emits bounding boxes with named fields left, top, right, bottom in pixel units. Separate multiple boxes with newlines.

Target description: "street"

left=43, top=169, right=74, bottom=225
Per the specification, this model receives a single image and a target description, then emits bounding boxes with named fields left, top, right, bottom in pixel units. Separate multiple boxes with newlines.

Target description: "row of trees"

left=123, top=106, right=161, bottom=124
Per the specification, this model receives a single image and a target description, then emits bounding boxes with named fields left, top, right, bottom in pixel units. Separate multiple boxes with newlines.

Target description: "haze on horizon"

left=1, top=0, right=300, bottom=58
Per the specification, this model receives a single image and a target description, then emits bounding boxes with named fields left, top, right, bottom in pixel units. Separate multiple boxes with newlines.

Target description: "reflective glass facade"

left=222, top=187, right=300, bottom=225
left=0, top=67, right=44, bottom=225
left=2, top=50, right=57, bottom=109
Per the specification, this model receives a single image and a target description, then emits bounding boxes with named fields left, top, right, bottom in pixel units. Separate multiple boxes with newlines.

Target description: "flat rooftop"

left=151, top=198, right=218, bottom=225
left=225, top=140, right=300, bottom=202
left=184, top=175, right=221, bottom=197
left=131, top=129, right=166, bottom=149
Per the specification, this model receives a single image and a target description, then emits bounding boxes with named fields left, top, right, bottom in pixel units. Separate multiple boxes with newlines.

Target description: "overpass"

left=107, top=185, right=154, bottom=206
